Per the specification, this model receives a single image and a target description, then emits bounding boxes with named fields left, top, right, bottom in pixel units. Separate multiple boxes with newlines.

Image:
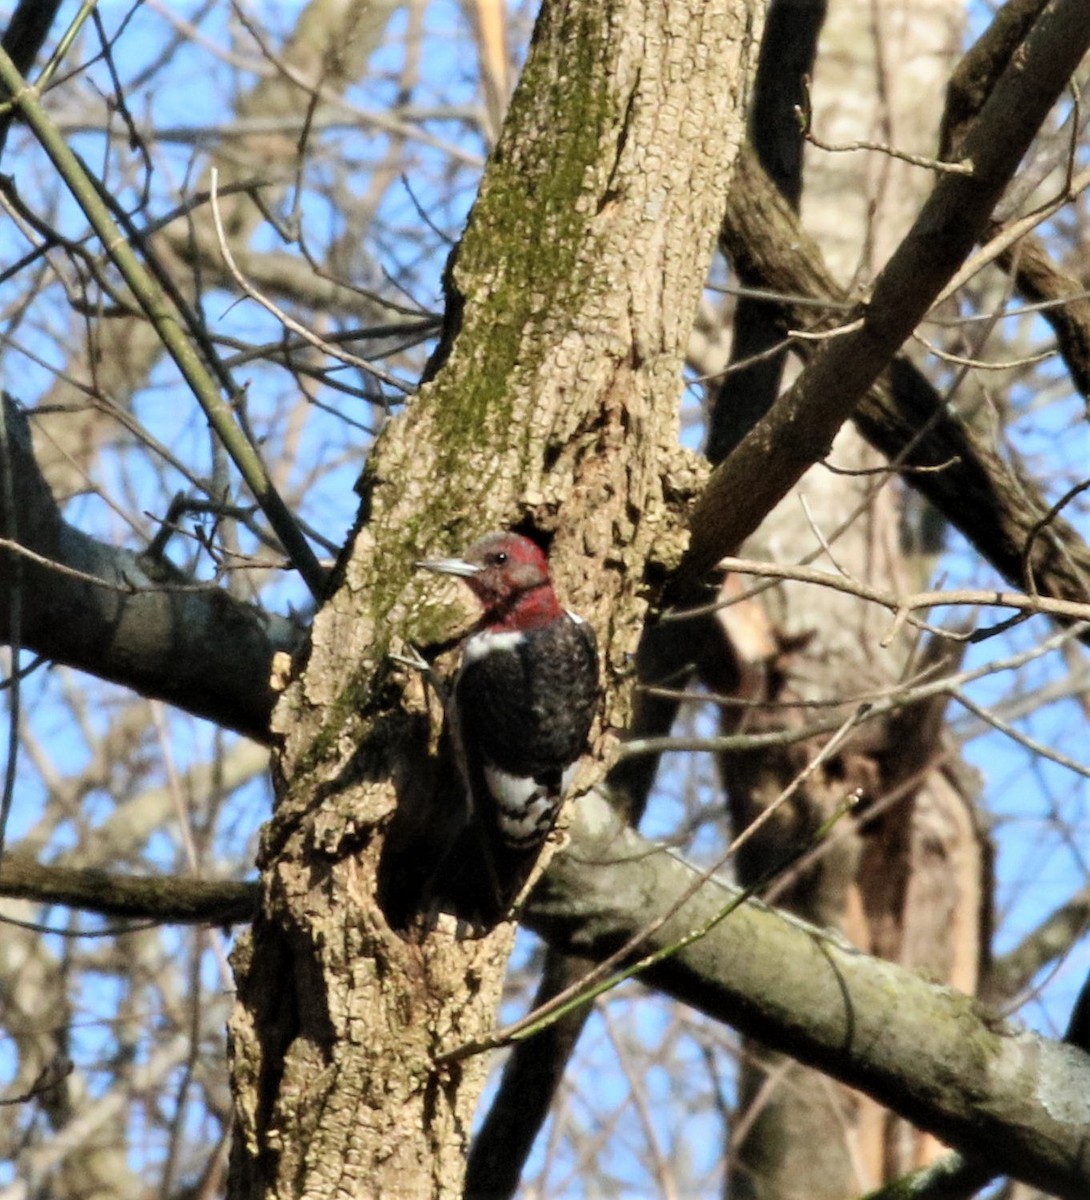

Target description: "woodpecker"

left=416, top=532, right=599, bottom=917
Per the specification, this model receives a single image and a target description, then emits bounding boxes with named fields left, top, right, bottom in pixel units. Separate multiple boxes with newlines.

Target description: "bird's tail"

left=378, top=754, right=540, bottom=938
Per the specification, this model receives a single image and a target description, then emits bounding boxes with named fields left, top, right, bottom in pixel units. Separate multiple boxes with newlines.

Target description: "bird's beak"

left=415, top=555, right=481, bottom=579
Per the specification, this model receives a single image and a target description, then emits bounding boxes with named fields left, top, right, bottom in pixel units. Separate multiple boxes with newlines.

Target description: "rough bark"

left=226, top=2, right=762, bottom=1196
left=10, top=784, right=1090, bottom=1196
left=2, top=5, right=1084, bottom=755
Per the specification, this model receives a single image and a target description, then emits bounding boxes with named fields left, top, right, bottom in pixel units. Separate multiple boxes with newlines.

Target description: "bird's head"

left=416, top=532, right=561, bottom=628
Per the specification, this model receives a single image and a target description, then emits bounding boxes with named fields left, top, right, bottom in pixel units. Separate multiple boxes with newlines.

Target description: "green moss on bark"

left=428, top=4, right=619, bottom=476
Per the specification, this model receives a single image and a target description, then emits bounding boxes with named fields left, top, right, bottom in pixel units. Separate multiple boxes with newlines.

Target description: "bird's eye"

left=493, top=551, right=508, bottom=565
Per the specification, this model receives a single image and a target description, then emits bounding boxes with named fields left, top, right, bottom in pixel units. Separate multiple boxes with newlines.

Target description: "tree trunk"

left=718, top=1, right=984, bottom=1195
left=225, top=1, right=764, bottom=1195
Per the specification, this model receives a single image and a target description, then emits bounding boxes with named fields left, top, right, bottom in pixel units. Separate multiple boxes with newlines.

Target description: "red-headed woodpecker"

left=417, top=532, right=599, bottom=860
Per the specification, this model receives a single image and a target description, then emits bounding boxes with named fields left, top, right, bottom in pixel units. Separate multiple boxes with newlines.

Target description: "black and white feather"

left=452, top=612, right=599, bottom=849
left=407, top=531, right=600, bottom=930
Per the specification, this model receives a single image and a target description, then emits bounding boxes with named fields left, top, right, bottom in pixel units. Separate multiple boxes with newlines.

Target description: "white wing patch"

left=482, top=760, right=580, bottom=848
left=462, top=628, right=526, bottom=662
left=483, top=764, right=557, bottom=847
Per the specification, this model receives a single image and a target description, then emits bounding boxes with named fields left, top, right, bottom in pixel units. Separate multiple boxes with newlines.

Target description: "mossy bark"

left=226, top=1, right=763, bottom=1195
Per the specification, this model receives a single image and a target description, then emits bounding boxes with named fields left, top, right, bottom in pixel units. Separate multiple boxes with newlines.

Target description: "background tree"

left=0, top=1, right=1088, bottom=1198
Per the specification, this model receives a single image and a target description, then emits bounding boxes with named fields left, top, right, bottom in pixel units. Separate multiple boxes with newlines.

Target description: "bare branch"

left=526, top=792, right=1090, bottom=1199
left=719, top=148, right=1090, bottom=635
left=0, top=397, right=298, bottom=740
left=0, top=44, right=329, bottom=598
left=683, top=0, right=1090, bottom=581
left=0, top=854, right=257, bottom=925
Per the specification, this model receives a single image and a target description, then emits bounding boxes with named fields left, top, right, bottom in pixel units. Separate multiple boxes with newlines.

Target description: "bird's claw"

left=389, top=643, right=432, bottom=674
left=389, top=643, right=448, bottom=703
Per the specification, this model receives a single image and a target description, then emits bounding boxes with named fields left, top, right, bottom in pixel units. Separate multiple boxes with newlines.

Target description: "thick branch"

left=718, top=147, right=1090, bottom=620
left=706, top=0, right=826, bottom=464
left=0, top=398, right=298, bottom=741
left=681, top=0, right=1090, bottom=580
left=939, top=0, right=1090, bottom=400
left=860, top=1155, right=996, bottom=1200
left=524, top=793, right=1090, bottom=1199
left=987, top=885, right=1090, bottom=1003
left=997, top=230, right=1090, bottom=399
left=0, top=854, right=258, bottom=925
left=465, top=951, right=595, bottom=1199
left=938, top=0, right=1051, bottom=156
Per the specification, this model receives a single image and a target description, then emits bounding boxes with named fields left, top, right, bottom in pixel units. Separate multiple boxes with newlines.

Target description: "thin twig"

left=0, top=46, right=328, bottom=599
left=0, top=398, right=20, bottom=861
left=622, top=621, right=1090, bottom=762
left=712, top=555, right=1090, bottom=630
left=911, top=330, right=1055, bottom=371
left=935, top=163, right=1090, bottom=306
left=209, top=169, right=413, bottom=391
left=795, top=74, right=974, bottom=176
